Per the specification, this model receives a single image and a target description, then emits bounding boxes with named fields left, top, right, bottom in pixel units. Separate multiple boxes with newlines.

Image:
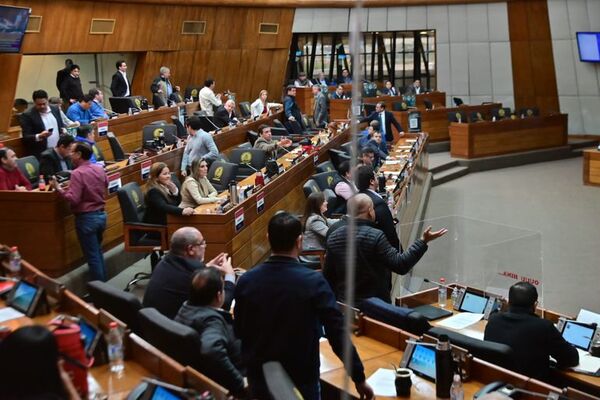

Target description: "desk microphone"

left=277, top=144, right=292, bottom=154
left=0, top=276, right=18, bottom=282
left=423, top=278, right=452, bottom=289
left=200, top=115, right=222, bottom=133
left=240, top=162, right=259, bottom=173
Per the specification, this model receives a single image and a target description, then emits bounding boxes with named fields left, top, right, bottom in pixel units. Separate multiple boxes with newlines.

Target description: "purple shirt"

left=57, top=161, right=107, bottom=213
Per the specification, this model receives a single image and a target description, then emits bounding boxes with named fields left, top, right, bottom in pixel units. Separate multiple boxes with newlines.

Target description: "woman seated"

left=0, top=325, right=80, bottom=399
left=144, top=162, right=195, bottom=226
left=250, top=89, right=282, bottom=119
left=302, top=192, right=339, bottom=250
left=179, top=158, right=221, bottom=208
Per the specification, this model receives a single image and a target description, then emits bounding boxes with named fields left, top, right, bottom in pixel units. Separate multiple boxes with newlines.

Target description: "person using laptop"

left=484, top=282, right=579, bottom=381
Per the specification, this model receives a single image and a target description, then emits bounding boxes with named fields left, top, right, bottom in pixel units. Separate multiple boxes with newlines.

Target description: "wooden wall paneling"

left=267, top=50, right=289, bottom=102
left=0, top=54, right=22, bottom=133
left=225, top=8, right=247, bottom=50
left=257, top=9, right=282, bottom=49
left=276, top=9, right=295, bottom=49
left=240, top=50, right=260, bottom=102
left=252, top=49, right=274, bottom=102
left=131, top=4, right=160, bottom=52
left=131, top=51, right=164, bottom=100
left=190, top=50, right=210, bottom=86
left=102, top=2, right=138, bottom=53
left=211, top=10, right=232, bottom=50
left=242, top=9, right=262, bottom=51
left=196, top=7, right=218, bottom=51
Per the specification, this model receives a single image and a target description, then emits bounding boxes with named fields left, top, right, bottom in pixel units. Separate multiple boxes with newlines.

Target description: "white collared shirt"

left=39, top=108, right=60, bottom=148
left=120, top=70, right=130, bottom=96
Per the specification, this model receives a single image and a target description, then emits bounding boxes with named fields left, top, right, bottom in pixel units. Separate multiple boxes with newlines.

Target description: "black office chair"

left=311, top=171, right=341, bottom=192
left=237, top=142, right=252, bottom=150
left=469, top=111, right=484, bottom=123
left=149, top=120, right=168, bottom=125
left=340, top=141, right=353, bottom=156
left=170, top=172, right=182, bottom=191
left=447, top=111, right=467, bottom=123
left=517, top=107, right=540, bottom=118
left=392, top=101, right=408, bottom=111
left=302, top=179, right=321, bottom=198
left=138, top=308, right=203, bottom=368
left=427, top=327, right=515, bottom=370
left=106, top=132, right=127, bottom=161
left=15, top=155, right=40, bottom=187
left=270, top=120, right=292, bottom=137
left=207, top=161, right=239, bottom=192
left=238, top=101, right=251, bottom=118
left=87, top=280, right=143, bottom=334
left=328, top=149, right=351, bottom=170
left=363, top=103, right=376, bottom=116
left=247, top=130, right=259, bottom=146
left=316, top=161, right=336, bottom=173
left=91, top=144, right=105, bottom=163
left=117, top=182, right=168, bottom=290
left=170, top=115, right=188, bottom=139
left=453, top=97, right=464, bottom=107
left=491, top=107, right=512, bottom=120
left=229, top=148, right=267, bottom=179
left=142, top=124, right=178, bottom=149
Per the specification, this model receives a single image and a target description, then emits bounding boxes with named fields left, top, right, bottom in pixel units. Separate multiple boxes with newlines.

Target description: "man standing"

left=88, top=89, right=108, bottom=120
left=39, top=134, right=74, bottom=180
left=312, top=85, right=328, bottom=128
left=60, top=64, right=84, bottom=105
left=361, top=102, right=404, bottom=143
left=283, top=85, right=305, bottom=134
left=110, top=60, right=131, bottom=97
left=234, top=212, right=374, bottom=400
left=151, top=66, right=180, bottom=108
left=199, top=78, right=222, bottom=116
left=181, top=116, right=220, bottom=174
left=213, top=100, right=238, bottom=128
left=56, top=58, right=73, bottom=98
left=253, top=125, right=292, bottom=159
left=66, top=95, right=94, bottom=124
left=145, top=226, right=235, bottom=319
left=484, top=282, right=579, bottom=381
left=20, top=90, right=64, bottom=159
left=50, top=142, right=108, bottom=281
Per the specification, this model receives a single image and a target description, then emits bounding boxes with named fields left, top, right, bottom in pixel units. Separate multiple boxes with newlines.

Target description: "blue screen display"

left=408, top=344, right=436, bottom=380
left=460, top=292, right=489, bottom=314
left=78, top=319, right=97, bottom=353
left=11, top=281, right=37, bottom=313
left=577, top=32, right=600, bottom=62
left=151, top=386, right=182, bottom=400
left=562, top=321, right=594, bottom=351
left=0, top=5, right=29, bottom=53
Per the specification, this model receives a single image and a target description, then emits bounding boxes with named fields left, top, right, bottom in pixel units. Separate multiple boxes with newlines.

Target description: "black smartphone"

left=48, top=128, right=54, bottom=133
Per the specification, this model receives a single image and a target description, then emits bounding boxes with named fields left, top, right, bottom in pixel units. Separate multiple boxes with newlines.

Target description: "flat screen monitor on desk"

left=109, top=96, right=148, bottom=114
left=576, top=32, right=600, bottom=63
left=401, top=343, right=436, bottom=381
left=561, top=320, right=595, bottom=351
left=6, top=280, right=43, bottom=317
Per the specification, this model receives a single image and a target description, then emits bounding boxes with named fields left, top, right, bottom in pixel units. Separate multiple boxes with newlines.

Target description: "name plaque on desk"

left=234, top=208, right=245, bottom=232
left=107, top=172, right=122, bottom=194
left=97, top=121, right=109, bottom=137
left=256, top=191, right=265, bottom=213
left=141, top=160, right=152, bottom=180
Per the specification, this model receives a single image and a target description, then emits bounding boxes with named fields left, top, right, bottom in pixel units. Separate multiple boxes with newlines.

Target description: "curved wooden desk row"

left=583, top=149, right=600, bottom=187
left=449, top=114, right=568, bottom=159
left=0, top=112, right=282, bottom=277
left=0, top=259, right=228, bottom=399
left=397, top=286, right=600, bottom=397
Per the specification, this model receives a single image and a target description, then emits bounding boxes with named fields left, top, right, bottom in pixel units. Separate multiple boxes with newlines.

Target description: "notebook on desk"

left=413, top=304, right=453, bottom=321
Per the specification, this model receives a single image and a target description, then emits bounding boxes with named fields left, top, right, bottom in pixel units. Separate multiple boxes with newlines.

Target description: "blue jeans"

left=75, top=211, right=107, bottom=282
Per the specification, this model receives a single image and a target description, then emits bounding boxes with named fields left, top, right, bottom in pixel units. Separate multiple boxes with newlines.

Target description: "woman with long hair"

left=144, top=162, right=195, bottom=225
left=302, top=192, right=338, bottom=250
left=179, top=158, right=221, bottom=208
left=250, top=89, right=281, bottom=119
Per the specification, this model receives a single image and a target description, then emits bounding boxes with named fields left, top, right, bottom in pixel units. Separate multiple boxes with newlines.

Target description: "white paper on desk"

left=576, top=309, right=600, bottom=326
left=572, top=349, right=600, bottom=374
left=366, top=368, right=397, bottom=397
left=437, top=312, right=484, bottom=330
left=384, top=160, right=402, bottom=165
left=0, top=307, right=25, bottom=323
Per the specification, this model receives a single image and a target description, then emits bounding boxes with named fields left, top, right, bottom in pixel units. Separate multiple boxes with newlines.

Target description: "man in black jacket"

left=20, top=90, right=65, bottom=159
left=143, top=227, right=235, bottom=319
left=60, top=64, right=84, bottom=105
left=39, top=134, right=74, bottom=181
left=484, top=282, right=579, bottom=381
left=325, top=194, right=446, bottom=304
left=234, top=212, right=374, bottom=400
left=110, top=60, right=131, bottom=97
left=56, top=58, right=73, bottom=98
left=175, top=268, right=246, bottom=397
left=213, top=100, right=238, bottom=128
left=360, top=102, right=403, bottom=143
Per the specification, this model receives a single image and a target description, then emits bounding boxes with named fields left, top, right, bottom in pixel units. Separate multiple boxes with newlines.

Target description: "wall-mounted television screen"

left=576, top=32, right=600, bottom=63
left=0, top=5, right=30, bottom=53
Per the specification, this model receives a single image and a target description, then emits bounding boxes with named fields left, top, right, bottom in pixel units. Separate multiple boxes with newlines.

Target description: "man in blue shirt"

left=88, top=88, right=108, bottom=120
left=66, top=94, right=94, bottom=124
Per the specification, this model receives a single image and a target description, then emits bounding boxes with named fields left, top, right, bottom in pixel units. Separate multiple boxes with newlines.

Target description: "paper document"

left=572, top=349, right=600, bottom=375
left=437, top=312, right=484, bottom=330
left=366, top=368, right=397, bottom=397
left=0, top=307, right=25, bottom=323
left=384, top=160, right=402, bottom=165
left=577, top=309, right=600, bottom=326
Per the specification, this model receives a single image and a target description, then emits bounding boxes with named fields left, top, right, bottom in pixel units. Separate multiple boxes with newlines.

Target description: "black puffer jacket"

left=324, top=218, right=428, bottom=303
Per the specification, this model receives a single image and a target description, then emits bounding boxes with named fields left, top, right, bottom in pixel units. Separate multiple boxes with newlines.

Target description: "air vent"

left=26, top=15, right=42, bottom=33
left=259, top=23, right=279, bottom=35
left=182, top=21, right=206, bottom=35
left=90, top=19, right=115, bottom=34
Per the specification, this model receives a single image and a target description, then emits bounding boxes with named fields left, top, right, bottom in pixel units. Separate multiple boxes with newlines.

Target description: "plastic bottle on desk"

left=38, top=176, right=46, bottom=191
left=107, top=322, right=124, bottom=374
left=255, top=171, right=264, bottom=188
left=438, top=277, right=447, bottom=307
left=451, top=285, right=459, bottom=308
left=8, top=247, right=21, bottom=278
left=450, top=374, right=464, bottom=400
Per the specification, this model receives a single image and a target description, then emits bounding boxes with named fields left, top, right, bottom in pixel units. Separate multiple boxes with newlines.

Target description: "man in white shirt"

left=199, top=78, right=222, bottom=116
left=20, top=90, right=65, bottom=159
left=110, top=60, right=131, bottom=97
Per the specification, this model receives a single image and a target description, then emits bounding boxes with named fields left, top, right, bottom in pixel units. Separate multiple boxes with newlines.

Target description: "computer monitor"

left=142, top=124, right=178, bottom=149
left=109, top=96, right=149, bottom=114
left=576, top=32, right=600, bottom=63
left=184, top=86, right=203, bottom=101
left=561, top=320, right=596, bottom=351
left=406, top=343, right=436, bottom=381
left=0, top=5, right=29, bottom=53
left=6, top=280, right=44, bottom=317
left=458, top=291, right=489, bottom=314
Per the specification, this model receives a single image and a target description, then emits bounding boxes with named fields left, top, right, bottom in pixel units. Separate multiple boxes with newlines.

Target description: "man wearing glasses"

left=143, top=227, right=235, bottom=319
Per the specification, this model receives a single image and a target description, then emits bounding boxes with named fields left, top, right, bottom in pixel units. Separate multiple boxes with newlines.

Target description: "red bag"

left=49, top=319, right=94, bottom=398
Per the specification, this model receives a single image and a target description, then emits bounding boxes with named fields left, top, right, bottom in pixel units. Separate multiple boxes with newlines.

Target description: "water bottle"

left=228, top=180, right=239, bottom=205
left=438, top=277, right=447, bottom=307
left=450, top=374, right=464, bottom=400
left=107, top=322, right=124, bottom=374
left=8, top=247, right=21, bottom=278
left=451, top=286, right=459, bottom=308
left=435, top=334, right=453, bottom=399
left=38, top=175, right=46, bottom=191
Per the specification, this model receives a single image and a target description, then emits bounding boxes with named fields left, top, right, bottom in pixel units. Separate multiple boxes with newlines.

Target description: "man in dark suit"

left=56, top=58, right=73, bottom=99
left=356, top=165, right=400, bottom=250
left=381, top=80, right=398, bottom=96
left=404, top=79, right=426, bottom=96
left=283, top=85, right=305, bottom=134
left=20, top=90, right=65, bottom=159
left=331, top=85, right=349, bottom=100
left=110, top=60, right=131, bottom=97
left=360, top=101, right=404, bottom=143
left=484, top=282, right=579, bottom=381
left=213, top=100, right=238, bottom=128
left=311, top=71, right=330, bottom=86
left=234, top=212, right=374, bottom=400
left=39, top=134, right=74, bottom=181
left=337, top=68, right=352, bottom=84
left=60, top=64, right=84, bottom=105
left=312, top=85, right=328, bottom=128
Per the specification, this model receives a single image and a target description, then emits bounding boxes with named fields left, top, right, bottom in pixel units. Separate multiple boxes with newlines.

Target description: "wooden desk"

left=583, top=148, right=600, bottom=187
left=449, top=114, right=568, bottom=159
left=393, top=103, right=502, bottom=143
left=295, top=87, right=314, bottom=115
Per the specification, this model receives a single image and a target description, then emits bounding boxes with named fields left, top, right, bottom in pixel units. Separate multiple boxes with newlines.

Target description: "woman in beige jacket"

left=179, top=158, right=221, bottom=208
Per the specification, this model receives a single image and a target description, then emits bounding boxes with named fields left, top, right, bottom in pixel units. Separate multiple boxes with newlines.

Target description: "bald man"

left=214, top=99, right=239, bottom=128
left=143, top=227, right=236, bottom=319
left=324, top=194, right=447, bottom=305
